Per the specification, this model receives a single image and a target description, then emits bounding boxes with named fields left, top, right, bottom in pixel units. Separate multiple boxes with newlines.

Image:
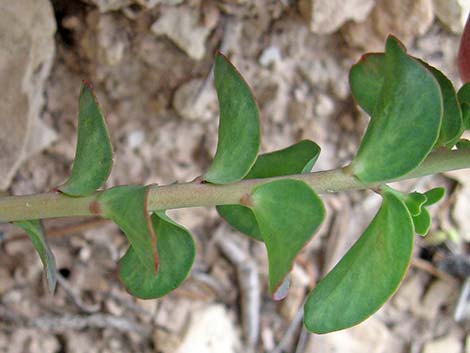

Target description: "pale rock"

left=155, top=298, right=198, bottom=333
left=173, top=78, right=216, bottom=122
left=175, top=305, right=241, bottom=353
left=0, top=268, right=14, bottom=295
left=392, top=271, right=427, bottom=312
left=452, top=184, right=470, bottom=241
left=280, top=264, right=310, bottom=321
left=433, top=0, right=470, bottom=34
left=422, top=335, right=462, bottom=353
left=314, top=93, right=336, bottom=117
left=85, top=0, right=132, bottom=12
left=86, top=0, right=184, bottom=13
left=82, top=13, right=129, bottom=66
left=298, top=57, right=345, bottom=93
left=135, top=0, right=184, bottom=7
left=307, top=317, right=398, bottom=353
left=7, top=330, right=60, bottom=353
left=259, top=46, right=282, bottom=67
left=415, top=279, right=458, bottom=320
left=127, top=129, right=146, bottom=149
left=154, top=329, right=183, bottom=353
left=0, top=0, right=57, bottom=190
left=299, top=0, right=376, bottom=34
left=342, top=0, right=435, bottom=51
left=151, top=7, right=216, bottom=60
left=97, top=15, right=128, bottom=65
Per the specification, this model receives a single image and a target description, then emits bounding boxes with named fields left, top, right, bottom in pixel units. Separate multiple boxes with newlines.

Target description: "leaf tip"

left=82, top=79, right=94, bottom=90
left=272, top=275, right=290, bottom=301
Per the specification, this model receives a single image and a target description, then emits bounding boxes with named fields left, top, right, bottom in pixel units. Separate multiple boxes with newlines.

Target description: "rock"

left=392, top=271, right=428, bottom=313
left=314, top=93, right=336, bottom=117
left=154, top=328, right=182, bottom=353
left=280, top=264, right=310, bottom=321
left=0, top=268, right=14, bottom=295
left=135, top=0, right=184, bottom=7
left=422, top=335, right=462, bottom=353
left=0, top=0, right=57, bottom=190
left=342, top=0, right=435, bottom=51
left=151, top=7, right=216, bottom=60
left=306, top=317, right=400, bottom=353
left=175, top=305, right=241, bottom=353
left=299, top=0, right=376, bottom=34
left=173, top=78, right=216, bottom=122
left=85, top=0, right=184, bottom=12
left=259, top=46, right=282, bottom=67
left=466, top=335, right=470, bottom=353
left=452, top=184, right=470, bottom=241
left=433, top=0, right=470, bottom=34
left=126, top=129, right=146, bottom=149
left=81, top=12, right=129, bottom=66
left=415, top=279, right=458, bottom=320
left=84, top=0, right=132, bottom=12
left=86, top=0, right=132, bottom=13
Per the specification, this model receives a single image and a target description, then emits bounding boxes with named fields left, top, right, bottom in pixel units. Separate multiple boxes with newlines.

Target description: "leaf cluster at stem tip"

left=9, top=35, right=469, bottom=334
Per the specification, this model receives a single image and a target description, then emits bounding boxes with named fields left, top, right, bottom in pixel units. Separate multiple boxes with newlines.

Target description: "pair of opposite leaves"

left=217, top=36, right=452, bottom=333
left=15, top=82, right=196, bottom=298
left=17, top=35, right=448, bottom=333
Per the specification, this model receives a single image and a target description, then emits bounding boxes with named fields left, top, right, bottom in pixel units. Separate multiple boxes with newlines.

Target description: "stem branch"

left=0, top=149, right=468, bottom=223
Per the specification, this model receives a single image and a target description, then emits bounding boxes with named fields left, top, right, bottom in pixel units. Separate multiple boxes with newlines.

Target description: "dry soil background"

left=0, top=1, right=470, bottom=353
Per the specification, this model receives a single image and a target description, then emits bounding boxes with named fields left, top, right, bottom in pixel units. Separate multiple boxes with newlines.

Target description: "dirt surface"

left=1, top=1, right=469, bottom=352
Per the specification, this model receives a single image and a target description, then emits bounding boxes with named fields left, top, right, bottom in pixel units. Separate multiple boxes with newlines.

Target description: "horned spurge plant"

left=2, top=34, right=470, bottom=334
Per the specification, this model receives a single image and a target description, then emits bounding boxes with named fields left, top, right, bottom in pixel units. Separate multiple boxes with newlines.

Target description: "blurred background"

left=0, top=0, right=469, bottom=352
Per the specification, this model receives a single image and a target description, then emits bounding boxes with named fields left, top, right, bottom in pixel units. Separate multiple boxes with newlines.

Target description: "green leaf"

left=217, top=140, right=320, bottom=241
left=304, top=191, right=413, bottom=334
left=458, top=82, right=470, bottom=104
left=423, top=187, right=445, bottom=206
left=457, top=139, right=470, bottom=149
left=404, top=192, right=427, bottom=216
left=203, top=53, right=261, bottom=184
left=217, top=205, right=263, bottom=241
left=412, top=208, right=431, bottom=235
left=119, top=212, right=195, bottom=299
left=351, top=37, right=442, bottom=182
left=249, top=179, right=325, bottom=298
left=461, top=104, right=470, bottom=130
left=349, top=53, right=385, bottom=115
left=15, top=220, right=57, bottom=293
left=458, top=83, right=470, bottom=130
left=99, top=186, right=158, bottom=273
left=59, top=82, right=113, bottom=196
left=351, top=53, right=461, bottom=148
left=419, top=62, right=462, bottom=147
left=245, top=140, right=320, bottom=179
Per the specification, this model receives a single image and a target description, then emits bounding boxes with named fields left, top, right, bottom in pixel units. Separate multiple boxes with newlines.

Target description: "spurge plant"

left=2, top=33, right=470, bottom=334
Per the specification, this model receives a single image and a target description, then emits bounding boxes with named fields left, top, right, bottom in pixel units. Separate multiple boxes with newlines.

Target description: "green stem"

left=0, top=149, right=468, bottom=223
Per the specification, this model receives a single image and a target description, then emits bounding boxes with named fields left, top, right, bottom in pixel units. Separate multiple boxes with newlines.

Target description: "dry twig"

left=215, top=224, right=260, bottom=350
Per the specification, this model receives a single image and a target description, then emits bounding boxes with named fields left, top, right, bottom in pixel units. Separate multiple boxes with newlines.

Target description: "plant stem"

left=0, top=149, right=468, bottom=223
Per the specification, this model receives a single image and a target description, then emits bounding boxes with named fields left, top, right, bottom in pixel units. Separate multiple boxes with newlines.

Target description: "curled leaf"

left=217, top=140, right=320, bottom=241
left=304, top=191, right=413, bottom=333
left=249, top=179, right=325, bottom=298
left=99, top=186, right=158, bottom=273
left=349, top=53, right=385, bottom=115
left=59, top=81, right=113, bottom=196
left=351, top=36, right=442, bottom=182
left=119, top=213, right=195, bottom=299
left=15, top=220, right=57, bottom=293
left=203, top=53, right=261, bottom=184
left=351, top=52, right=462, bottom=148
left=420, top=62, right=462, bottom=147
